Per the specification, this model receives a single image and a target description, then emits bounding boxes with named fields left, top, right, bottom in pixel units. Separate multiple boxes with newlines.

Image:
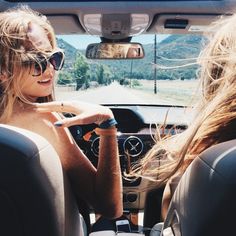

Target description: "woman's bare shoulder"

left=8, top=110, right=58, bottom=131
left=7, top=111, right=71, bottom=145
left=8, top=110, right=77, bottom=155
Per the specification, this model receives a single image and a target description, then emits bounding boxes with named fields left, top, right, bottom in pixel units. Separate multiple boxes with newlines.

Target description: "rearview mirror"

left=86, top=42, right=144, bottom=59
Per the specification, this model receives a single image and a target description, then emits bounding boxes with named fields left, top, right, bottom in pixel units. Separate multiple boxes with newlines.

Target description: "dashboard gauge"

left=91, top=137, right=100, bottom=157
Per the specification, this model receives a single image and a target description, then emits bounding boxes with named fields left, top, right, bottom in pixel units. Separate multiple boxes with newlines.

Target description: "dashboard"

left=68, top=105, right=189, bottom=210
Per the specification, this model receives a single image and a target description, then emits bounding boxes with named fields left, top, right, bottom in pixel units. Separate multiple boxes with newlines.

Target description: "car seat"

left=151, top=139, right=236, bottom=236
left=0, top=124, right=84, bottom=236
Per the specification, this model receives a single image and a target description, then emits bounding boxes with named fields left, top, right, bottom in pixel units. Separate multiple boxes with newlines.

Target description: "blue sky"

left=58, top=34, right=169, bottom=49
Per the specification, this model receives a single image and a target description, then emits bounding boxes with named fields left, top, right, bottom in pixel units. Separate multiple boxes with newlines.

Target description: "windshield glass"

left=55, top=34, right=202, bottom=106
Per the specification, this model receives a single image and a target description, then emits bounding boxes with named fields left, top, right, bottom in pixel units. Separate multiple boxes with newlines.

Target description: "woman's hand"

left=34, top=101, right=114, bottom=127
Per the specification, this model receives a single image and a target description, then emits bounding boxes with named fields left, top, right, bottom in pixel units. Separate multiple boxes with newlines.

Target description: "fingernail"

left=54, top=121, right=63, bottom=127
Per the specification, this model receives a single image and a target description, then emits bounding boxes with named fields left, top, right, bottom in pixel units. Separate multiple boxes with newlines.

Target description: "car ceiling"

left=1, top=0, right=236, bottom=40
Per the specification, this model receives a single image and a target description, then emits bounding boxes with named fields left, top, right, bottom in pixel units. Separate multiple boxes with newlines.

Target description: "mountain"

left=158, top=34, right=203, bottom=60
left=56, top=37, right=78, bottom=71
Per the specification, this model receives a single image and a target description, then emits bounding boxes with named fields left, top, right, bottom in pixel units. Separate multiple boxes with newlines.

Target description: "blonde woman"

left=0, top=5, right=122, bottom=220
left=130, top=14, right=236, bottom=220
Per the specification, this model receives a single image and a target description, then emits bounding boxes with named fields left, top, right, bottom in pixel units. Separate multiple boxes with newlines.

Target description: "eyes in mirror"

left=86, top=43, right=144, bottom=59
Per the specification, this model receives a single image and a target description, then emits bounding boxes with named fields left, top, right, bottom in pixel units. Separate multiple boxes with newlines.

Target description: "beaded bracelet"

left=83, top=127, right=117, bottom=140
left=99, top=118, right=117, bottom=129
left=82, top=118, right=117, bottom=140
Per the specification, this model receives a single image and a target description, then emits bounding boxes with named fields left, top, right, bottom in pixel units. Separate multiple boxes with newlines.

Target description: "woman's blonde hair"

left=129, top=14, right=236, bottom=188
left=0, top=5, right=57, bottom=122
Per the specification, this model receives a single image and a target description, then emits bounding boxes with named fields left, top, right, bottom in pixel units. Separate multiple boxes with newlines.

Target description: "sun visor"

left=47, top=15, right=85, bottom=35
left=148, top=14, right=225, bottom=34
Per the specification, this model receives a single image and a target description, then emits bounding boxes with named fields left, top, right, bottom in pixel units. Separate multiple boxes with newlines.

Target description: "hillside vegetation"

left=56, top=34, right=204, bottom=90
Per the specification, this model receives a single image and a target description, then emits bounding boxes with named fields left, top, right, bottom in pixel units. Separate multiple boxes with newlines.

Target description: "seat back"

left=0, top=124, right=84, bottom=236
left=162, top=139, right=236, bottom=236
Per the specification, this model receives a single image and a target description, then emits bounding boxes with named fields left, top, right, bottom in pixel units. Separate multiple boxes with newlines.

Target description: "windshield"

left=55, top=34, right=202, bottom=106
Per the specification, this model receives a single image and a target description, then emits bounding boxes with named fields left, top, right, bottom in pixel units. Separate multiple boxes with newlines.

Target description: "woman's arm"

left=94, top=127, right=122, bottom=218
left=161, top=175, right=181, bottom=221
left=59, top=127, right=122, bottom=219
left=34, top=101, right=123, bottom=219
left=161, top=179, right=172, bottom=221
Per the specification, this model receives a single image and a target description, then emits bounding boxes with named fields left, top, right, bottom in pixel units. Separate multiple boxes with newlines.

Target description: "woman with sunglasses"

left=0, top=5, right=122, bottom=222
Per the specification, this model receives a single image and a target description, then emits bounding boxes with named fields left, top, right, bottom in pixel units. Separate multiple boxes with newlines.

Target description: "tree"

left=57, top=71, right=74, bottom=85
left=103, top=65, right=112, bottom=85
left=132, top=79, right=141, bottom=87
left=73, top=53, right=90, bottom=90
left=97, top=65, right=105, bottom=85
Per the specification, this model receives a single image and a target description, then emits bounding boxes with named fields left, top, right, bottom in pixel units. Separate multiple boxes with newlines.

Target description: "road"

left=55, top=82, right=156, bottom=104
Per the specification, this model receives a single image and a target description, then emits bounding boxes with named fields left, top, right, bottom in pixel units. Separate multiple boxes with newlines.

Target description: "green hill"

left=56, top=38, right=77, bottom=72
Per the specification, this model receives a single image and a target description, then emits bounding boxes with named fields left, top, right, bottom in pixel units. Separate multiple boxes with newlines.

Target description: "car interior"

left=1, top=0, right=236, bottom=236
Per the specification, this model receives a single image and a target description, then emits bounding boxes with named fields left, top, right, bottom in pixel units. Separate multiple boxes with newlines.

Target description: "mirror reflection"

left=86, top=43, right=144, bottom=59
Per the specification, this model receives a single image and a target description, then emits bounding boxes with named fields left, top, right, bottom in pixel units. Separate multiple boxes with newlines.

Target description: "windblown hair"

left=129, top=14, right=236, bottom=188
left=0, top=5, right=57, bottom=122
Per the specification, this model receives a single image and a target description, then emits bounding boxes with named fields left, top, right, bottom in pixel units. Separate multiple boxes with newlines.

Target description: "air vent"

left=123, top=136, right=143, bottom=157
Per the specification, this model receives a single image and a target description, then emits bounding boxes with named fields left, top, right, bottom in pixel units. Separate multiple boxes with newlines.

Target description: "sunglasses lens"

left=49, top=51, right=64, bottom=71
left=31, top=51, right=64, bottom=76
left=33, top=59, right=47, bottom=76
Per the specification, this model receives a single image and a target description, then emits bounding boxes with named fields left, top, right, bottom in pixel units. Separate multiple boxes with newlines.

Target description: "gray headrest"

left=0, top=124, right=82, bottom=236
left=164, top=139, right=236, bottom=236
